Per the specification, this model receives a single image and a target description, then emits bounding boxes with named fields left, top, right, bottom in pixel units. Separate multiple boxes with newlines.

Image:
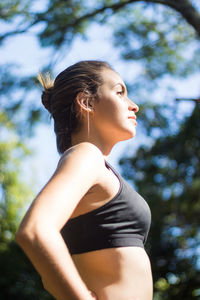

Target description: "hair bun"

left=41, top=90, right=52, bottom=113
left=38, top=71, right=54, bottom=113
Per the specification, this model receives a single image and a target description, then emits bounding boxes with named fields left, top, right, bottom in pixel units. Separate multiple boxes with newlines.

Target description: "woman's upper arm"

left=19, top=142, right=104, bottom=232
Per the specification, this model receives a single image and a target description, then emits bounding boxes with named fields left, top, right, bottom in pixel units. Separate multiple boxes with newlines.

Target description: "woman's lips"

left=128, top=117, right=137, bottom=125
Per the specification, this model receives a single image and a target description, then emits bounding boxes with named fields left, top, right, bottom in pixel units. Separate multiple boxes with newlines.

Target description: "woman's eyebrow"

left=113, top=83, right=127, bottom=92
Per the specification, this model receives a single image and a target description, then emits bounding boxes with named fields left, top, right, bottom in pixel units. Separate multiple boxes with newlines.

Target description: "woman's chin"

left=128, top=126, right=137, bottom=137
left=122, top=129, right=136, bottom=141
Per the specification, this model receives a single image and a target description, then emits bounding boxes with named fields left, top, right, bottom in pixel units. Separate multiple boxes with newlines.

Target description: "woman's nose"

left=128, top=99, right=139, bottom=113
left=133, top=102, right=139, bottom=113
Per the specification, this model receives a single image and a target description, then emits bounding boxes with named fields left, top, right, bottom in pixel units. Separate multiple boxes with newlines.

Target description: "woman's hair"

left=38, top=60, right=113, bottom=154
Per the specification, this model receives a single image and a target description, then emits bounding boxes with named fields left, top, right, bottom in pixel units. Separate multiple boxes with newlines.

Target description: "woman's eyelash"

left=117, top=91, right=124, bottom=95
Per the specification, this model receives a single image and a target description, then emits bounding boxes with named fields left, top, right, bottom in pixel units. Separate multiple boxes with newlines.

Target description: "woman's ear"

left=76, top=92, right=94, bottom=115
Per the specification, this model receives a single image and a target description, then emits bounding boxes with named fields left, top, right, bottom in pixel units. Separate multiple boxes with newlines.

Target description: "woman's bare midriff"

left=72, top=246, right=153, bottom=300
left=69, top=162, right=153, bottom=300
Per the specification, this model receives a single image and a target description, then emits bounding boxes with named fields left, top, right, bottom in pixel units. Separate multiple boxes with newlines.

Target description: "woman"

left=16, top=60, right=153, bottom=300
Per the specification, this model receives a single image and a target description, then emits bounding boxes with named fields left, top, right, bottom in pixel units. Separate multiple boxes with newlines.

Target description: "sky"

left=1, top=9, right=200, bottom=192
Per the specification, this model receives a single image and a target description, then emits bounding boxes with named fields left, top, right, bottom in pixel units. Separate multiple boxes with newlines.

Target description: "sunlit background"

left=1, top=1, right=200, bottom=299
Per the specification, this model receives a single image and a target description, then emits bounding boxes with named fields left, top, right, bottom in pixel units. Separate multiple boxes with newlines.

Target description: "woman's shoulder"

left=56, top=142, right=105, bottom=176
left=62, top=142, right=103, bottom=158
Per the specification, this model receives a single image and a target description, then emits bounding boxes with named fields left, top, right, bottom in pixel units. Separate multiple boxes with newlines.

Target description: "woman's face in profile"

left=92, top=68, right=139, bottom=142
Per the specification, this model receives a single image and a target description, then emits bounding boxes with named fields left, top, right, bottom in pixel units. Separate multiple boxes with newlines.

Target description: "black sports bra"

left=61, top=160, right=151, bottom=255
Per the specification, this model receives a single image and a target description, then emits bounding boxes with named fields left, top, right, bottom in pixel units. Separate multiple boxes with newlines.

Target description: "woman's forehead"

left=101, top=68, right=125, bottom=87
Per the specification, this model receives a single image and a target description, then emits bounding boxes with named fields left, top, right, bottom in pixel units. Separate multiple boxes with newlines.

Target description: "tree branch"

left=160, top=0, right=200, bottom=37
left=70, top=0, right=200, bottom=38
left=1, top=0, right=200, bottom=42
left=44, top=0, right=200, bottom=36
left=0, top=18, right=38, bottom=43
left=0, top=0, right=134, bottom=42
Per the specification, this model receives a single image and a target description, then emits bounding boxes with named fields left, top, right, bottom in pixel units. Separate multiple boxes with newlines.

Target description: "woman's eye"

left=117, top=91, right=123, bottom=96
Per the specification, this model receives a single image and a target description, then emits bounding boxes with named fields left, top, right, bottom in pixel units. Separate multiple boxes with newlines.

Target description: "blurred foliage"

left=0, top=0, right=200, bottom=130
left=0, top=0, right=200, bottom=298
left=0, top=240, right=53, bottom=299
left=119, top=104, right=200, bottom=299
left=0, top=112, right=53, bottom=299
left=0, top=64, right=43, bottom=137
left=0, top=111, right=32, bottom=239
left=112, top=5, right=200, bottom=79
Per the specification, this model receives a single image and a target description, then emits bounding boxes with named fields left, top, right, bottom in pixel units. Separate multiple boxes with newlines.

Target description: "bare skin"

left=70, top=160, right=153, bottom=300
left=16, top=68, right=153, bottom=299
